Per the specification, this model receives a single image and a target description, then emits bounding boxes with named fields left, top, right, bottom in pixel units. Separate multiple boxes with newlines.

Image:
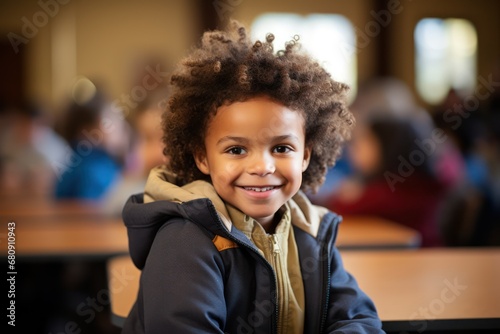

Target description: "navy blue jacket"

left=121, top=194, right=384, bottom=333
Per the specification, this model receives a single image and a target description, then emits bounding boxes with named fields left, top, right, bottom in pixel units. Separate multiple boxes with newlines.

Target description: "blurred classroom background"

left=0, top=0, right=499, bottom=333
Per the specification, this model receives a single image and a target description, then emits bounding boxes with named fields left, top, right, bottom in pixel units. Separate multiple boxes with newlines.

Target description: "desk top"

left=0, top=198, right=109, bottom=221
left=107, top=255, right=141, bottom=325
left=338, top=215, right=421, bottom=249
left=342, top=248, right=500, bottom=331
left=0, top=214, right=418, bottom=259
left=0, top=218, right=128, bottom=258
left=107, top=248, right=500, bottom=331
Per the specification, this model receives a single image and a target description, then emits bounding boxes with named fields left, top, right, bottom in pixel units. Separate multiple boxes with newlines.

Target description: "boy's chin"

left=241, top=206, right=283, bottom=223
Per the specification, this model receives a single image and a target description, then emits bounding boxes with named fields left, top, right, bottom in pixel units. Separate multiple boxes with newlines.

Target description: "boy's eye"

left=226, top=146, right=246, bottom=155
left=273, top=145, right=292, bottom=154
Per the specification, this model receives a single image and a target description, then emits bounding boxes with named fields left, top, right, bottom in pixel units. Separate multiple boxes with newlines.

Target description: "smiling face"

left=195, top=96, right=311, bottom=228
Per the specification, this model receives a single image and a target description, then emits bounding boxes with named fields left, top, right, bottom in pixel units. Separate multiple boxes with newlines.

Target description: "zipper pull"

left=272, top=234, right=280, bottom=254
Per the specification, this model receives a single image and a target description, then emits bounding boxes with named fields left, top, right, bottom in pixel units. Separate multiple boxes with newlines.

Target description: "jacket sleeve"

left=325, top=246, right=385, bottom=333
left=139, top=218, right=227, bottom=333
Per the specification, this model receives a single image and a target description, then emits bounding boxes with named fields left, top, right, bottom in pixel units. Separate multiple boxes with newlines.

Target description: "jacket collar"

left=143, top=165, right=233, bottom=231
left=143, top=165, right=328, bottom=238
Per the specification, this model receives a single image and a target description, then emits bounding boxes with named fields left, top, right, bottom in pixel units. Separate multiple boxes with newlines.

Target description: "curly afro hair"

left=162, top=20, right=354, bottom=193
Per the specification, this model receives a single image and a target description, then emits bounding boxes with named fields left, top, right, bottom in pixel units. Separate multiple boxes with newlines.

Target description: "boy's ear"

left=194, top=150, right=210, bottom=175
left=302, top=147, right=312, bottom=172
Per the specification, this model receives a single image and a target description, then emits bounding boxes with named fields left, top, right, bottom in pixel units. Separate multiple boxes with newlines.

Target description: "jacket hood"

left=143, top=166, right=233, bottom=230
left=123, top=165, right=330, bottom=269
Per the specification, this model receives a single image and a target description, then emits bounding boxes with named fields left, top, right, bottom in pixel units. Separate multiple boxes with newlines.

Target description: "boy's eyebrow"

left=272, top=134, right=300, bottom=143
left=216, top=134, right=300, bottom=145
left=216, top=136, right=250, bottom=146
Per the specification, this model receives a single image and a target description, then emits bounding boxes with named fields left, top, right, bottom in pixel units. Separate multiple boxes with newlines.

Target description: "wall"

left=1, top=0, right=498, bottom=112
left=0, top=0, right=198, bottom=111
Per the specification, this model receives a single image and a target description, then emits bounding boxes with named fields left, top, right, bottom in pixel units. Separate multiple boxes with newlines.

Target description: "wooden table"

left=338, top=215, right=421, bottom=249
left=0, top=198, right=110, bottom=221
left=0, top=218, right=129, bottom=259
left=0, top=195, right=127, bottom=258
left=0, top=211, right=419, bottom=259
left=343, top=248, right=500, bottom=331
left=107, top=248, right=500, bottom=331
left=107, top=255, right=141, bottom=326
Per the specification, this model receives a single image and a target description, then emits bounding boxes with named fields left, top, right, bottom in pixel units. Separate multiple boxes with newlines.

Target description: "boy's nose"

left=247, top=152, right=276, bottom=176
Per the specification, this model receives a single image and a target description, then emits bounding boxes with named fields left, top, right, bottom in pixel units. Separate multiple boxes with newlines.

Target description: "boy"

left=122, top=20, right=383, bottom=333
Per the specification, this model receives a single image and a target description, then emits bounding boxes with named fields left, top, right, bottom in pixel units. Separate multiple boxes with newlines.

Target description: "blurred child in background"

left=0, top=102, right=67, bottom=197
left=54, top=79, right=126, bottom=200
left=102, top=85, right=169, bottom=215
left=327, top=115, right=449, bottom=247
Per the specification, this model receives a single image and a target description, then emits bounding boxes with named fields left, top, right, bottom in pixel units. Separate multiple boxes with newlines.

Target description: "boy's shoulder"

left=288, top=192, right=341, bottom=240
left=123, top=194, right=221, bottom=269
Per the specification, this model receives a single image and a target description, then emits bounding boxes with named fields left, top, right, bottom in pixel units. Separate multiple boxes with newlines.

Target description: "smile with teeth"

left=242, top=186, right=278, bottom=192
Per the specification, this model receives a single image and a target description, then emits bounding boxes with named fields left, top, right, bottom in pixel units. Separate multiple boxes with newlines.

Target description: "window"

left=251, top=13, right=357, bottom=99
left=415, top=18, right=477, bottom=105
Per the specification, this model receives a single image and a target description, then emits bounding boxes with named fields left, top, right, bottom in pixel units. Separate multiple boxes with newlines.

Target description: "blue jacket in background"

left=55, top=147, right=120, bottom=200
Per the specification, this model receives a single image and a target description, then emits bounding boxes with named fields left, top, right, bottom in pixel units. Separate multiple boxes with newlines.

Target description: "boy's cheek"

left=223, top=161, right=240, bottom=175
left=209, top=163, right=236, bottom=185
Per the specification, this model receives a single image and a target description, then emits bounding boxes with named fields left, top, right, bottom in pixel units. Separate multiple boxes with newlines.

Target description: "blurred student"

left=102, top=89, right=168, bottom=215
left=0, top=102, right=63, bottom=196
left=433, top=87, right=500, bottom=246
left=130, top=101, right=166, bottom=174
left=357, top=78, right=466, bottom=184
left=327, top=116, right=449, bottom=247
left=54, top=81, right=124, bottom=200
left=310, top=77, right=464, bottom=205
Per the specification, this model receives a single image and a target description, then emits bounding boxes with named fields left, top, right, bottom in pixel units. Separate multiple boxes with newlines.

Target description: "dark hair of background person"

left=362, top=115, right=438, bottom=181
left=56, top=88, right=107, bottom=144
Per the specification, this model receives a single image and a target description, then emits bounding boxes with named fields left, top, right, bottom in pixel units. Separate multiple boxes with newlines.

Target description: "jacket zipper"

left=271, top=234, right=280, bottom=255
left=270, top=234, right=281, bottom=334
